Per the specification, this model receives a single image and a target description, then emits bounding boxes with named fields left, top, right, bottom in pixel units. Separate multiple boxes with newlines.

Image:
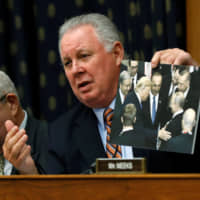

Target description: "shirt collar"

left=19, top=110, right=28, bottom=130
left=150, top=92, right=159, bottom=99
left=183, top=87, right=190, bottom=98
left=93, top=98, right=116, bottom=127
left=119, top=89, right=125, bottom=104
left=172, top=109, right=184, bottom=118
left=135, top=92, right=142, bottom=104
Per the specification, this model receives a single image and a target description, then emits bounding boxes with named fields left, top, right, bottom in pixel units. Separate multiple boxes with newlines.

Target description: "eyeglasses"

left=0, top=94, right=7, bottom=102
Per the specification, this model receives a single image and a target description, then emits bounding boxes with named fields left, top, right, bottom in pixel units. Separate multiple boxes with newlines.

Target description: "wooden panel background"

left=186, top=0, right=200, bottom=64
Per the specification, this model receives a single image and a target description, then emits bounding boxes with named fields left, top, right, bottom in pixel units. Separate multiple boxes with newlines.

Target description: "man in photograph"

left=159, top=108, right=196, bottom=154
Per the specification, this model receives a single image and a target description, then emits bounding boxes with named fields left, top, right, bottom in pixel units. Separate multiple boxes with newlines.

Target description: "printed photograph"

left=110, top=60, right=200, bottom=154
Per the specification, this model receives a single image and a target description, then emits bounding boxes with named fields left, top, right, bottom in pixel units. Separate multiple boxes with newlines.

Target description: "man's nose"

left=72, top=61, right=85, bottom=74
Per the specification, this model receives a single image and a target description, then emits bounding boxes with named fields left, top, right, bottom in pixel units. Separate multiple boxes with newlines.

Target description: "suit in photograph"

left=142, top=94, right=168, bottom=130
left=115, top=91, right=157, bottom=149
left=159, top=112, right=183, bottom=151
left=124, top=91, right=146, bottom=126
left=159, top=133, right=194, bottom=154
left=183, top=87, right=200, bottom=110
left=129, top=72, right=145, bottom=92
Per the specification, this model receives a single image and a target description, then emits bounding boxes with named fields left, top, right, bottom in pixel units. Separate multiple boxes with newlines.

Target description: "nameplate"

left=96, top=158, right=146, bottom=174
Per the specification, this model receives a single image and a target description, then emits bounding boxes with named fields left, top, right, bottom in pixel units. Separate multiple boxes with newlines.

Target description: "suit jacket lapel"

left=74, top=107, right=106, bottom=167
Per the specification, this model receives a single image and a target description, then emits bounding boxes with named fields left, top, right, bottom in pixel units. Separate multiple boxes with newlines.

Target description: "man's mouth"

left=78, top=81, right=90, bottom=88
left=77, top=81, right=92, bottom=92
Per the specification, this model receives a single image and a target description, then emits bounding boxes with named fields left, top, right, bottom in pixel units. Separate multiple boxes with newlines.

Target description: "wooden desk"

left=0, top=174, right=200, bottom=199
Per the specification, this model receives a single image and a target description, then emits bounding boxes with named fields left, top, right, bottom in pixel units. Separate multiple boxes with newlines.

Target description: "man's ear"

left=5, top=93, right=20, bottom=116
left=112, top=41, right=124, bottom=67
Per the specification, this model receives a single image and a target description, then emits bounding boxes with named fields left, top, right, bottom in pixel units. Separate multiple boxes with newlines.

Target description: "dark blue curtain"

left=0, top=0, right=186, bottom=121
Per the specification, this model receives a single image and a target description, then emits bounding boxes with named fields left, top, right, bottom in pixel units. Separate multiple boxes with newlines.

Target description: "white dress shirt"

left=119, top=88, right=125, bottom=104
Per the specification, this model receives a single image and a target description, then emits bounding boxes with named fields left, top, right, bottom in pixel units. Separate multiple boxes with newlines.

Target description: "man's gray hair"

left=0, top=71, right=19, bottom=98
left=58, top=13, right=121, bottom=55
left=135, top=76, right=152, bottom=92
left=119, top=70, right=131, bottom=84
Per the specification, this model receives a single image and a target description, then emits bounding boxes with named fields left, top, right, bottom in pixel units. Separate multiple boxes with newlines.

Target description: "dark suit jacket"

left=112, top=127, right=155, bottom=149
left=159, top=133, right=194, bottom=154
left=142, top=94, right=168, bottom=129
left=12, top=115, right=48, bottom=174
left=183, top=87, right=200, bottom=110
left=165, top=112, right=183, bottom=137
left=124, top=91, right=145, bottom=126
left=45, top=103, right=200, bottom=174
left=111, top=90, right=123, bottom=138
left=159, top=112, right=183, bottom=151
left=129, top=72, right=145, bottom=92
left=122, top=91, right=157, bottom=148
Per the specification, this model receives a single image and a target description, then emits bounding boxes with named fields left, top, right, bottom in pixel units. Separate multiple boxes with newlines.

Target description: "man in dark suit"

left=124, top=76, right=151, bottom=126
left=143, top=72, right=168, bottom=129
left=159, top=91, right=185, bottom=151
left=49, top=14, right=200, bottom=174
left=0, top=71, right=47, bottom=175
left=156, top=64, right=180, bottom=100
left=119, top=103, right=137, bottom=136
left=123, top=76, right=171, bottom=149
left=127, top=60, right=144, bottom=91
left=113, top=71, right=132, bottom=134
left=7, top=14, right=198, bottom=174
left=113, top=103, right=147, bottom=148
left=160, top=108, right=196, bottom=154
left=113, top=102, right=161, bottom=149
left=177, top=70, right=199, bottom=110
left=118, top=70, right=132, bottom=105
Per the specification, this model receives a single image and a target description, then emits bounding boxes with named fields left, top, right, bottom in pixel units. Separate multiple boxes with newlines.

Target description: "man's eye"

left=64, top=61, right=71, bottom=67
left=81, top=54, right=90, bottom=58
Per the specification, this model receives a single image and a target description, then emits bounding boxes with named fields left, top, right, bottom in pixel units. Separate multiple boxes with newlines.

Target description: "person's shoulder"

left=27, top=115, right=47, bottom=125
left=26, top=114, right=47, bottom=131
left=50, top=102, right=91, bottom=128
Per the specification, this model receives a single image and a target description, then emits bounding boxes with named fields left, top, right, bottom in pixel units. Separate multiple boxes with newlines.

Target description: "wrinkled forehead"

left=60, top=25, right=101, bottom=55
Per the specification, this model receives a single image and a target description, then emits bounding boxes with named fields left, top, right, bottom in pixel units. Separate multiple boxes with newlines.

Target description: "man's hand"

left=3, top=120, right=38, bottom=174
left=151, top=48, right=198, bottom=68
left=158, top=128, right=172, bottom=141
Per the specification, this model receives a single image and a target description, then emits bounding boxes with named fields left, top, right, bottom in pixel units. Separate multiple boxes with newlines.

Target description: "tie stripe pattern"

left=104, top=108, right=122, bottom=158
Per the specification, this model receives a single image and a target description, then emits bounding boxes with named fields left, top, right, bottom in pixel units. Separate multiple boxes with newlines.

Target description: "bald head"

left=182, top=108, right=196, bottom=133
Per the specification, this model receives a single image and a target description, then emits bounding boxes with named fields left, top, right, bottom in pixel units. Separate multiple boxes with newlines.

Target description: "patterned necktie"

left=132, top=77, right=135, bottom=90
left=0, top=154, right=5, bottom=175
left=104, top=108, right=122, bottom=158
left=152, top=95, right=156, bottom=123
